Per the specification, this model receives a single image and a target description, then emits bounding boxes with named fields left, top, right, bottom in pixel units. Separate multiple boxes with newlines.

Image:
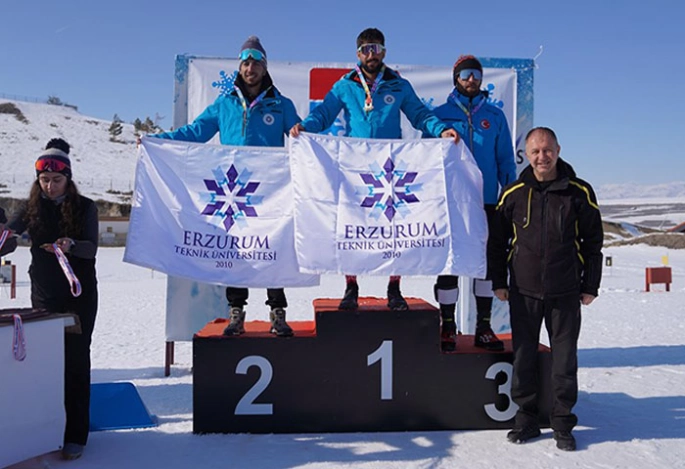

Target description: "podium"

left=193, top=298, right=552, bottom=434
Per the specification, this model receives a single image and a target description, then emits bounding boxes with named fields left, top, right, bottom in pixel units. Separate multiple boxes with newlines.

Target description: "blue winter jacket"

left=155, top=75, right=300, bottom=147
left=432, top=89, right=517, bottom=205
left=301, top=67, right=448, bottom=138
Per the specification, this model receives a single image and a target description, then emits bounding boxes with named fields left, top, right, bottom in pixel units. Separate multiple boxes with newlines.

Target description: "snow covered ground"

left=2, top=244, right=684, bottom=468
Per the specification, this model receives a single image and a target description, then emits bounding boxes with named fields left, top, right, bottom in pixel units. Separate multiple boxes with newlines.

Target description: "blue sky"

left=2, top=0, right=683, bottom=185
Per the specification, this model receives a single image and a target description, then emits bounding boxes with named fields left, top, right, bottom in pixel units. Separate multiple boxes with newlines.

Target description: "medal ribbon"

left=355, top=65, right=385, bottom=112
left=0, top=230, right=9, bottom=253
left=234, top=85, right=269, bottom=113
left=13, top=314, right=26, bottom=361
left=53, top=244, right=82, bottom=297
left=449, top=90, right=486, bottom=130
left=234, top=85, right=270, bottom=135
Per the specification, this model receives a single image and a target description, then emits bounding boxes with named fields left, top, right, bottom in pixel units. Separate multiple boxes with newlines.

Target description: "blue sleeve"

left=495, top=112, right=517, bottom=188
left=400, top=82, right=448, bottom=137
left=154, top=99, right=222, bottom=143
left=282, top=97, right=301, bottom=135
left=301, top=82, right=344, bottom=133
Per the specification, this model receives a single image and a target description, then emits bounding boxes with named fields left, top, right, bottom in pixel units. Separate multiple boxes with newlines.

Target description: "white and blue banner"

left=290, top=133, right=487, bottom=277
left=164, top=56, right=531, bottom=339
left=124, top=137, right=319, bottom=287
left=181, top=59, right=519, bottom=153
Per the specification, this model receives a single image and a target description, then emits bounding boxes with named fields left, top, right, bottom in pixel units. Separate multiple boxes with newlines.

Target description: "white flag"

left=124, top=137, right=319, bottom=287
left=290, top=133, right=487, bottom=277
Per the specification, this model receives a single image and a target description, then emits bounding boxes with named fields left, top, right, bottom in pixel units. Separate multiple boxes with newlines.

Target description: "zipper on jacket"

left=449, top=92, right=484, bottom=158
left=467, top=103, right=474, bottom=154
left=540, top=191, right=548, bottom=294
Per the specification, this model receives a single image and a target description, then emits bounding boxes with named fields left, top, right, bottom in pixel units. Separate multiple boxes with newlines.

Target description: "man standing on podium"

left=429, top=55, right=517, bottom=352
left=290, top=27, right=459, bottom=311
left=152, top=36, right=300, bottom=337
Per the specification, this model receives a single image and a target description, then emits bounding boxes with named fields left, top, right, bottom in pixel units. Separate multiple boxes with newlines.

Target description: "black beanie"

left=453, top=55, right=483, bottom=85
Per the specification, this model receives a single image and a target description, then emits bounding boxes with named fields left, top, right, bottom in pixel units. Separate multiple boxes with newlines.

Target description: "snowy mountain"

left=2, top=97, right=684, bottom=210
left=597, top=182, right=685, bottom=201
left=0, top=99, right=140, bottom=204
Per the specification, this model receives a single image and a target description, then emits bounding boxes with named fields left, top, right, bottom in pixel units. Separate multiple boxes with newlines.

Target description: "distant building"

left=99, top=216, right=129, bottom=246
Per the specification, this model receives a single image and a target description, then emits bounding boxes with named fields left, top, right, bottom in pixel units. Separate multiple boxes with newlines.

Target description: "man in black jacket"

left=489, top=127, right=603, bottom=451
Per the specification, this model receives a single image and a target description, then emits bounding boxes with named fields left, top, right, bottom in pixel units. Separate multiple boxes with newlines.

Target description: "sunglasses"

left=357, top=43, right=385, bottom=55
left=239, top=49, right=265, bottom=62
left=35, top=158, right=69, bottom=173
left=457, top=69, right=483, bottom=81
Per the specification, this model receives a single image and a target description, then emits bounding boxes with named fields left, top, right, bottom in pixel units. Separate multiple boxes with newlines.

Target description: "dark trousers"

left=225, top=287, right=287, bottom=309
left=33, top=292, right=98, bottom=446
left=509, top=289, right=581, bottom=432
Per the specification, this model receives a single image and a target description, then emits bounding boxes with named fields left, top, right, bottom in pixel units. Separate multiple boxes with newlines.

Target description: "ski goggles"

left=456, top=69, right=483, bottom=81
left=239, top=49, right=265, bottom=62
left=35, top=158, right=70, bottom=173
left=357, top=43, right=385, bottom=55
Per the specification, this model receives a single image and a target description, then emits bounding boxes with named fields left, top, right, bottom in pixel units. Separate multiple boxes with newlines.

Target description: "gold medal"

left=356, top=64, right=384, bottom=114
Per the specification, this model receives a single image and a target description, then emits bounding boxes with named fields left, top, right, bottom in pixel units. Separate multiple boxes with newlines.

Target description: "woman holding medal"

left=6, top=138, right=99, bottom=461
left=291, top=27, right=459, bottom=311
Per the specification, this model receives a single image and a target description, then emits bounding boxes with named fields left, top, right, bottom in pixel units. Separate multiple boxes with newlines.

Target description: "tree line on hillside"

left=109, top=114, right=165, bottom=143
left=4, top=93, right=166, bottom=144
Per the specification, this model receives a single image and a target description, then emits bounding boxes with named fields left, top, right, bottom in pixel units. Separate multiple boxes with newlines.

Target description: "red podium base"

left=193, top=297, right=552, bottom=434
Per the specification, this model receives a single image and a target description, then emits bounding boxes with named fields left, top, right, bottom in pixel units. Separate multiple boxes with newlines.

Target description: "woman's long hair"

left=25, top=178, right=84, bottom=238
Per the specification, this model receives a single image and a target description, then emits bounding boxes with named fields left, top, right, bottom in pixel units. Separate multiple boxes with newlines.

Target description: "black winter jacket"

left=489, top=158, right=603, bottom=299
left=8, top=195, right=98, bottom=306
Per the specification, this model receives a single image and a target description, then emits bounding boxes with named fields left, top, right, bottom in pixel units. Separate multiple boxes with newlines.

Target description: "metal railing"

left=0, top=92, right=78, bottom=110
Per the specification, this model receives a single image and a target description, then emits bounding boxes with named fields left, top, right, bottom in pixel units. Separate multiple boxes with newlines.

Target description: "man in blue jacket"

left=154, top=36, right=300, bottom=337
left=430, top=55, right=517, bottom=352
left=290, top=27, right=459, bottom=311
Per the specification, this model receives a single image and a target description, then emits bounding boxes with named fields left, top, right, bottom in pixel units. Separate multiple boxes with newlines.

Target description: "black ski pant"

left=508, top=289, right=581, bottom=432
left=33, top=291, right=98, bottom=446
left=225, top=287, right=287, bottom=309
left=435, top=206, right=499, bottom=329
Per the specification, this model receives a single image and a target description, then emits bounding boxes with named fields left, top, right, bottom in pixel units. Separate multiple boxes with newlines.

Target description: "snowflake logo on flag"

left=358, top=158, right=422, bottom=222
left=199, top=164, right=262, bottom=232
left=211, top=70, right=238, bottom=97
